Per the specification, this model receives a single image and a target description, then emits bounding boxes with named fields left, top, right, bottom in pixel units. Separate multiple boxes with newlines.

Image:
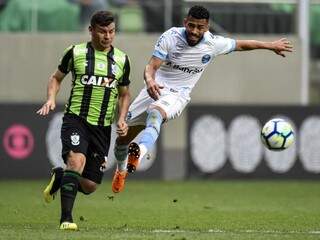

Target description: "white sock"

left=138, top=144, right=148, bottom=162
left=117, top=159, right=127, bottom=172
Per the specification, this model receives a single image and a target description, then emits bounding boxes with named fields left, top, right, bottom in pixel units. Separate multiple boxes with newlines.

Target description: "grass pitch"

left=0, top=180, right=319, bottom=240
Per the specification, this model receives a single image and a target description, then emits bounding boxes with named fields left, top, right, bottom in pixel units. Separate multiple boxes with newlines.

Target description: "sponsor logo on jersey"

left=202, top=54, right=211, bottom=64
left=166, top=62, right=203, bottom=74
left=80, top=75, right=116, bottom=88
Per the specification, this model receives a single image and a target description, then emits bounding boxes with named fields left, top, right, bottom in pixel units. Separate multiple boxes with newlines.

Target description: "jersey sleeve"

left=152, top=29, right=175, bottom=60
left=118, top=55, right=131, bottom=86
left=212, top=35, right=236, bottom=56
left=58, top=45, right=74, bottom=74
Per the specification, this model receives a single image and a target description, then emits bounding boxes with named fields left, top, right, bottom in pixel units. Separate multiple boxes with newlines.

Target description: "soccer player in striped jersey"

left=111, top=5, right=293, bottom=192
left=37, top=11, right=131, bottom=230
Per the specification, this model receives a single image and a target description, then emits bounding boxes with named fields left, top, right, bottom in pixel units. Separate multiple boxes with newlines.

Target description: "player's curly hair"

left=188, top=5, right=210, bottom=20
left=90, top=11, right=115, bottom=27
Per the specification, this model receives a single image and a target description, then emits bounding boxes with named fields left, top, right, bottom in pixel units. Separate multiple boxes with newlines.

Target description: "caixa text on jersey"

left=80, top=75, right=117, bottom=88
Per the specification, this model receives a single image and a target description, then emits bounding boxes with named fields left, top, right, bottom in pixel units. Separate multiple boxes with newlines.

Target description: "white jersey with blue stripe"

left=153, top=27, right=236, bottom=94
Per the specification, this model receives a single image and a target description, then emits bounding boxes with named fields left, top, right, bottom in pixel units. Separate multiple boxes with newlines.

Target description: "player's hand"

left=146, top=79, right=164, bottom=100
left=116, top=119, right=128, bottom=136
left=272, top=38, right=293, bottom=57
left=36, top=100, right=56, bottom=116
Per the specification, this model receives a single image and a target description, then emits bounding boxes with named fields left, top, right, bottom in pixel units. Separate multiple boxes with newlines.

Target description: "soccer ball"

left=260, top=118, right=294, bottom=151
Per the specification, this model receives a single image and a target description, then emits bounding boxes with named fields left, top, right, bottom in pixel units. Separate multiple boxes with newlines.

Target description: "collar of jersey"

left=89, top=41, right=114, bottom=53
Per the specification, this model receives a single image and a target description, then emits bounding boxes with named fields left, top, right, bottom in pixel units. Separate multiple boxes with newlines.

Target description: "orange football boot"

left=112, top=170, right=128, bottom=193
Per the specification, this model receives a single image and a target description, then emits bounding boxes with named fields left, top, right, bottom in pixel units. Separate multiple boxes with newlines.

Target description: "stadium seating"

left=0, top=0, right=79, bottom=31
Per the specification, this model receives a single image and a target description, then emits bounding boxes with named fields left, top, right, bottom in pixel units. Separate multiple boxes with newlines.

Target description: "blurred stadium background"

left=1, top=0, right=320, bottom=179
left=1, top=0, right=320, bottom=239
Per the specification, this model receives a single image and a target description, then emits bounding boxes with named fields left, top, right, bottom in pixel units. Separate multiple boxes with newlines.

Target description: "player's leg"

left=80, top=124, right=111, bottom=193
left=43, top=166, right=64, bottom=203
left=79, top=150, right=108, bottom=194
left=112, top=125, right=144, bottom=193
left=114, top=125, right=145, bottom=171
left=127, top=88, right=190, bottom=173
left=127, top=106, right=166, bottom=172
left=58, top=114, right=88, bottom=230
left=112, top=87, right=151, bottom=193
left=59, top=151, right=86, bottom=230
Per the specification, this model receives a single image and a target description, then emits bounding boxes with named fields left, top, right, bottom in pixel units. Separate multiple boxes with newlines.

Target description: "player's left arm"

left=117, top=85, right=130, bottom=136
left=235, top=38, right=293, bottom=57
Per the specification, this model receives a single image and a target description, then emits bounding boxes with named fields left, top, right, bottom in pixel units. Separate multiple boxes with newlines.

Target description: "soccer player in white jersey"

left=111, top=5, right=293, bottom=193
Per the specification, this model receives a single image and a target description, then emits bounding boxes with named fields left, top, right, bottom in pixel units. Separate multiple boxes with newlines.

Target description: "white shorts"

left=127, top=86, right=191, bottom=126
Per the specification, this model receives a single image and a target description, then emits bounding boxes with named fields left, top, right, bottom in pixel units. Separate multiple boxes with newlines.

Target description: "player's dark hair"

left=90, top=11, right=115, bottom=27
left=187, top=5, right=210, bottom=20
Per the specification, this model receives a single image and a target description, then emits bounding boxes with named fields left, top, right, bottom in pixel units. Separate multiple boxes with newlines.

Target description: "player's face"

left=90, top=23, right=115, bottom=51
left=184, top=16, right=209, bottom=46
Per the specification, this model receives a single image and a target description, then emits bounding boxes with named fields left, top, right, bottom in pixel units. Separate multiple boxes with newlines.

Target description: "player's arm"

left=235, top=38, right=293, bottom=57
left=117, top=86, right=130, bottom=136
left=37, top=45, right=73, bottom=116
left=144, top=56, right=164, bottom=100
left=36, top=69, right=66, bottom=116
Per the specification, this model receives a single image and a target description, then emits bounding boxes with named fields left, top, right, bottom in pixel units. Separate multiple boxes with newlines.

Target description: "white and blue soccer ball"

left=261, top=118, right=294, bottom=151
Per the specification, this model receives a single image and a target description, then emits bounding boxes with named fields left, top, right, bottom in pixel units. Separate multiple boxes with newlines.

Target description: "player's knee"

left=66, top=151, right=86, bottom=172
left=146, top=108, right=163, bottom=134
left=150, top=106, right=167, bottom=120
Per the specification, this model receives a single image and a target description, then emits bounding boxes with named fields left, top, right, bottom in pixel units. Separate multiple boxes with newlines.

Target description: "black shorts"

left=61, top=113, right=111, bottom=184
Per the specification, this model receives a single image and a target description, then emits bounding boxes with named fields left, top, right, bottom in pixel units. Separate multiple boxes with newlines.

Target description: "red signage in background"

left=3, top=124, right=34, bottom=160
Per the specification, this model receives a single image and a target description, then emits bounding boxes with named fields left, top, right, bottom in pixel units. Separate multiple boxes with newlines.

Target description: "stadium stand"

left=0, top=0, right=79, bottom=31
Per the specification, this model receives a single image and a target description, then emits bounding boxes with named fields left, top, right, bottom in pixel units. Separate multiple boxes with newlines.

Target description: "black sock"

left=49, top=167, right=64, bottom=195
left=60, top=170, right=80, bottom=223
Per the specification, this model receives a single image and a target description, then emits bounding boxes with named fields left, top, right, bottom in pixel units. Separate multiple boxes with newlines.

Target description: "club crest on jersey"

left=202, top=54, right=211, bottom=64
left=111, top=63, right=118, bottom=75
left=70, top=132, right=80, bottom=146
left=80, top=75, right=116, bottom=88
left=97, top=62, right=106, bottom=70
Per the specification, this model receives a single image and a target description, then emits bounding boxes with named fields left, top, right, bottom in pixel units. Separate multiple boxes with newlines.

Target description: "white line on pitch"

left=150, top=229, right=320, bottom=235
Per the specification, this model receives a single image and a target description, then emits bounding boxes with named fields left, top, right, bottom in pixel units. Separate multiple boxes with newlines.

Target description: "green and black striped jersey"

left=58, top=42, right=130, bottom=126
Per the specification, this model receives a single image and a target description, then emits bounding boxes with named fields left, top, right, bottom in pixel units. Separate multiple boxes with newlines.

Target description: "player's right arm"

left=144, top=29, right=176, bottom=100
left=36, top=69, right=66, bottom=116
left=37, top=45, right=73, bottom=116
left=144, top=56, right=163, bottom=100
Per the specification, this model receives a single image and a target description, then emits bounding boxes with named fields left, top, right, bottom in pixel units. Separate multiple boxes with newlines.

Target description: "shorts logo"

left=160, top=100, right=170, bottom=106
left=70, top=132, right=80, bottom=146
left=126, top=111, right=132, bottom=121
left=202, top=54, right=211, bottom=64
